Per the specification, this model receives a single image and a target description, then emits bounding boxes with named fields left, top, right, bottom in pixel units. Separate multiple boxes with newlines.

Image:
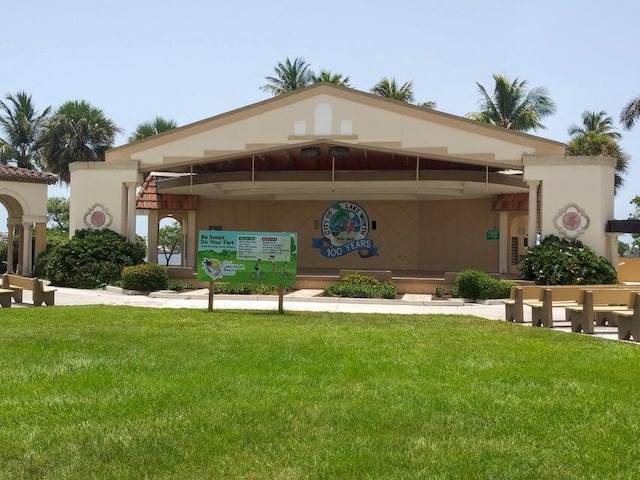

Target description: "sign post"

left=197, top=231, right=297, bottom=313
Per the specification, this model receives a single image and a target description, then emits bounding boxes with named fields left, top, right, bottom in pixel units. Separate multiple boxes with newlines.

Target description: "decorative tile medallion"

left=84, top=204, right=113, bottom=230
left=553, top=204, right=589, bottom=239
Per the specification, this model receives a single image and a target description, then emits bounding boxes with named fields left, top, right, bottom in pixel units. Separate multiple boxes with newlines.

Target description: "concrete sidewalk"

left=7, top=286, right=635, bottom=344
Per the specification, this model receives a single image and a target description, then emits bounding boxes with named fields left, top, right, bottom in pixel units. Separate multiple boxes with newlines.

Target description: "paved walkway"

left=8, top=287, right=634, bottom=344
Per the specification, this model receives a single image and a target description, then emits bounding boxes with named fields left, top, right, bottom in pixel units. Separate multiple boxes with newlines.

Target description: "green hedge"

left=37, top=229, right=146, bottom=289
left=121, top=263, right=169, bottom=292
left=323, top=274, right=397, bottom=299
left=519, top=235, right=617, bottom=285
left=454, top=269, right=514, bottom=300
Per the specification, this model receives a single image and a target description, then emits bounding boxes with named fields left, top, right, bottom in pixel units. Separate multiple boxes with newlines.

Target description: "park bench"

left=0, top=288, right=12, bottom=308
left=527, top=287, right=583, bottom=328
left=502, top=285, right=542, bottom=323
left=566, top=289, right=640, bottom=334
left=2, top=274, right=56, bottom=306
left=614, top=292, right=640, bottom=341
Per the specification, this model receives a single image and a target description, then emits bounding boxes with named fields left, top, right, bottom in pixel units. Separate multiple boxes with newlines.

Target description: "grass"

left=1, top=306, right=640, bottom=479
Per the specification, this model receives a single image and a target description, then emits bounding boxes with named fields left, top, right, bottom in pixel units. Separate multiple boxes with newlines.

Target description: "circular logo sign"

left=321, top=201, right=369, bottom=247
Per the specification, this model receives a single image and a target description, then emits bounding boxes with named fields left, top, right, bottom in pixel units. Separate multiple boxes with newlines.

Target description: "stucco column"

left=498, top=212, right=509, bottom=274
left=126, top=182, right=137, bottom=243
left=6, top=219, right=18, bottom=274
left=526, top=180, right=540, bottom=248
left=186, top=210, right=196, bottom=268
left=22, top=222, right=33, bottom=276
left=147, top=210, right=159, bottom=264
left=16, top=223, right=23, bottom=274
left=34, top=223, right=47, bottom=261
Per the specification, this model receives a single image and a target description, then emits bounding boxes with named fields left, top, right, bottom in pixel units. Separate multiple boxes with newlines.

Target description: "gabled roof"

left=107, top=83, right=565, bottom=170
left=0, top=165, right=58, bottom=184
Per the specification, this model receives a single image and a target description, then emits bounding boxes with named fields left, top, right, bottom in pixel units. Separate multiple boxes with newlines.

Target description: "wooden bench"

left=566, top=289, right=640, bottom=334
left=614, top=293, right=640, bottom=341
left=0, top=288, right=12, bottom=308
left=502, top=285, right=542, bottom=323
left=2, top=274, right=56, bottom=306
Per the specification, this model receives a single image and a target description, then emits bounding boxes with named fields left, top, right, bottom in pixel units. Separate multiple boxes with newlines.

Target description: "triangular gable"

left=107, top=84, right=565, bottom=172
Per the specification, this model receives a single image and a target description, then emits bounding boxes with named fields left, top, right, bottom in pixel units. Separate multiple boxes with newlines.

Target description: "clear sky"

left=2, top=0, right=639, bottom=238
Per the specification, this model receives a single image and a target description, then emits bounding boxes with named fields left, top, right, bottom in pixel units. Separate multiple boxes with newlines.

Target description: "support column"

left=526, top=180, right=540, bottom=248
left=187, top=210, right=196, bottom=268
left=22, top=222, right=33, bottom=276
left=16, top=223, right=23, bottom=274
left=498, top=212, right=509, bottom=274
left=34, top=223, right=47, bottom=260
left=147, top=210, right=159, bottom=264
left=126, top=182, right=137, bottom=243
left=6, top=219, right=18, bottom=274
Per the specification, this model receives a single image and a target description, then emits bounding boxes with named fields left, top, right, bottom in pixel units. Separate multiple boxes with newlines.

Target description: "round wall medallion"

left=84, top=204, right=113, bottom=230
left=553, top=204, right=589, bottom=239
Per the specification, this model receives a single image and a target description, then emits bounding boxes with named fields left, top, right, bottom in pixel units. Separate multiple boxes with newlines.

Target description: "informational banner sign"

left=312, top=201, right=379, bottom=259
left=197, top=230, right=297, bottom=285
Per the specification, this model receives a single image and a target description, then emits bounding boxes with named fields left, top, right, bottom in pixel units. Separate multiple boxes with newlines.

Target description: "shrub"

left=520, top=235, right=617, bottom=285
left=167, top=279, right=195, bottom=292
left=454, top=269, right=514, bottom=300
left=121, top=263, right=169, bottom=292
left=323, top=274, right=397, bottom=299
left=0, top=236, right=19, bottom=274
left=37, top=229, right=146, bottom=289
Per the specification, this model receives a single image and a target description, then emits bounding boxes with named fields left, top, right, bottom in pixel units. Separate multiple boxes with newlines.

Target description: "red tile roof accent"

left=0, top=165, right=58, bottom=184
left=136, top=175, right=199, bottom=211
left=492, top=193, right=539, bottom=212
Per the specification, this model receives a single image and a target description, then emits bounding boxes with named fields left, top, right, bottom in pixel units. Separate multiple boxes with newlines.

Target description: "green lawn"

left=1, top=306, right=639, bottom=479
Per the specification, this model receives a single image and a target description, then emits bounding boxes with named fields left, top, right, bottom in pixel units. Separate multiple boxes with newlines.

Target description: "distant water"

left=155, top=253, right=182, bottom=266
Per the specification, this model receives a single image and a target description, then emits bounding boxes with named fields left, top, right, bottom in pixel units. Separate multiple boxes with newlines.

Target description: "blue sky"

left=2, top=0, right=639, bottom=238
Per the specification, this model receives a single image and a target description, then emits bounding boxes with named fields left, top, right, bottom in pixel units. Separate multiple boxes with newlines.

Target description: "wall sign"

left=197, top=230, right=297, bottom=285
left=312, top=201, right=378, bottom=258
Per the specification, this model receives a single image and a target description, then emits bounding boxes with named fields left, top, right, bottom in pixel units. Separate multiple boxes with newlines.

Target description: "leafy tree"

left=629, top=195, right=640, bottom=251
left=47, top=196, right=70, bottom=232
left=0, top=91, right=51, bottom=169
left=261, top=57, right=312, bottom=96
left=39, top=100, right=122, bottom=184
left=466, top=74, right=556, bottom=131
left=159, top=221, right=182, bottom=266
left=370, top=77, right=436, bottom=109
left=568, top=110, right=621, bottom=139
left=371, top=77, right=415, bottom=103
left=128, top=116, right=177, bottom=142
left=565, top=131, right=629, bottom=193
left=620, top=95, right=640, bottom=130
left=310, top=70, right=351, bottom=87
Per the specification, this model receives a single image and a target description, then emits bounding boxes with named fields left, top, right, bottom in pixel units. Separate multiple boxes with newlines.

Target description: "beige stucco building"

left=69, top=84, right=618, bottom=284
left=0, top=166, right=57, bottom=275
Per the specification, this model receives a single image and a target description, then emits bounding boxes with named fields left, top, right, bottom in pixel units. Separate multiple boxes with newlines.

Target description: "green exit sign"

left=486, top=229, right=500, bottom=240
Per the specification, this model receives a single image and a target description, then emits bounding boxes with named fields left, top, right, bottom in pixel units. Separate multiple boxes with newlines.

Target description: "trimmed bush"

left=520, top=235, right=617, bottom=285
left=323, top=274, right=397, bottom=299
left=454, top=269, right=515, bottom=300
left=214, top=283, right=280, bottom=295
left=37, top=229, right=146, bottom=289
left=122, top=263, right=169, bottom=292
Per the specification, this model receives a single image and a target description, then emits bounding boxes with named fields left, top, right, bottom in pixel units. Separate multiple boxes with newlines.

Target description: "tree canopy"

left=129, top=116, right=177, bottom=142
left=0, top=91, right=51, bottom=169
left=261, top=57, right=313, bottom=96
left=466, top=74, right=556, bottom=131
left=39, top=100, right=122, bottom=183
left=620, top=95, right=640, bottom=130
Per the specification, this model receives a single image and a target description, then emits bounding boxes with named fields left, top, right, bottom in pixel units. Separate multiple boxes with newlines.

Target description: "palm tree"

left=466, top=74, right=556, bottom=132
left=261, top=57, right=312, bottom=96
left=39, top=100, right=122, bottom=184
left=370, top=77, right=415, bottom=103
left=0, top=91, right=51, bottom=169
left=310, top=70, right=351, bottom=87
left=620, top=95, right=640, bottom=130
left=568, top=110, right=621, bottom=139
left=129, top=116, right=177, bottom=142
left=566, top=131, right=629, bottom=193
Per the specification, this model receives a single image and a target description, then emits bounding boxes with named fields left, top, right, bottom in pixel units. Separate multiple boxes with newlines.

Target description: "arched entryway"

left=0, top=166, right=57, bottom=276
